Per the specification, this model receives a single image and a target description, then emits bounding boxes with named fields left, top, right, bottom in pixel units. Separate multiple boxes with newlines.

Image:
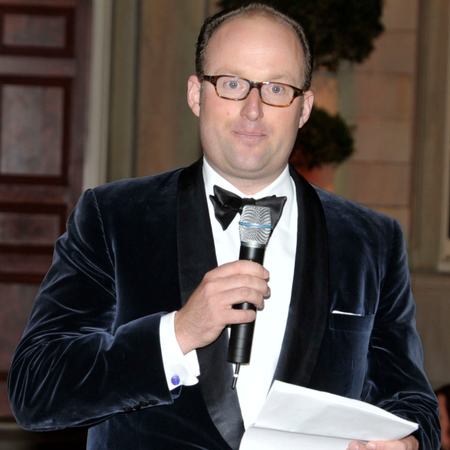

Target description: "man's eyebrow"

left=209, top=69, right=298, bottom=83
left=210, top=68, right=245, bottom=77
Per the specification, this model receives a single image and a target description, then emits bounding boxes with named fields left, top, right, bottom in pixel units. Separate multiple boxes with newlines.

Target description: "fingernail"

left=366, top=444, right=376, bottom=450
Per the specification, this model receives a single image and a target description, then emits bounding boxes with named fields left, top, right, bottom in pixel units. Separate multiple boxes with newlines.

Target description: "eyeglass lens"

left=215, top=76, right=295, bottom=106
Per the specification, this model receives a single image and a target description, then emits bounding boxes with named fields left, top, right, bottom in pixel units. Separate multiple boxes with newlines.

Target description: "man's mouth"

left=232, top=130, right=267, bottom=142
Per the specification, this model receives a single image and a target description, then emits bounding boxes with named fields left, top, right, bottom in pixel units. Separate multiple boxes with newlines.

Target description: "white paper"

left=241, top=427, right=352, bottom=450
left=239, top=381, right=418, bottom=450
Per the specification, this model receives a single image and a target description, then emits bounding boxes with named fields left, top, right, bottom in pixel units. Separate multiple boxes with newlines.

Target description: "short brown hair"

left=195, top=3, right=313, bottom=91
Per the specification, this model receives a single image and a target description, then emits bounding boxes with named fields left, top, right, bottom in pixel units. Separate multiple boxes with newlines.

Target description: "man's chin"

left=225, top=163, right=286, bottom=192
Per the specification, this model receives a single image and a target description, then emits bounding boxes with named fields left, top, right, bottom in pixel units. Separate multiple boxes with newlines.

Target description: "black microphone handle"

left=227, top=243, right=266, bottom=365
left=239, top=243, right=265, bottom=265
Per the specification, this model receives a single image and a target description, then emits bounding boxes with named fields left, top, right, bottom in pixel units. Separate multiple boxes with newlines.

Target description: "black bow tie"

left=209, top=185, right=287, bottom=231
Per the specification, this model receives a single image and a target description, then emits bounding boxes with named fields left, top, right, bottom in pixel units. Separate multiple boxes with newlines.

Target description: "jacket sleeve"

left=362, top=219, right=440, bottom=449
left=8, top=189, right=175, bottom=431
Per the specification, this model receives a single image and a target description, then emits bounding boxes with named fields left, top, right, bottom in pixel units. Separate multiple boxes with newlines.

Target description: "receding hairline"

left=203, top=12, right=307, bottom=85
left=195, top=2, right=313, bottom=91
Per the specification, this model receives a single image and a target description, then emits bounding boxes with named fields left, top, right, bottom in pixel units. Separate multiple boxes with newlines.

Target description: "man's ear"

left=298, top=90, right=314, bottom=129
left=187, top=75, right=201, bottom=117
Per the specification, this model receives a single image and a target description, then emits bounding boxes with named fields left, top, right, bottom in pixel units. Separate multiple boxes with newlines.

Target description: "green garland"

left=290, top=106, right=354, bottom=170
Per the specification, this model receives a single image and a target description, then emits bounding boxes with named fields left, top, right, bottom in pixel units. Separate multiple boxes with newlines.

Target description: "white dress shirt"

left=160, top=157, right=297, bottom=429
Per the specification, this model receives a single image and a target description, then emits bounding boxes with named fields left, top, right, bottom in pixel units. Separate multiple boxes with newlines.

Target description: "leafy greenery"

left=218, top=0, right=384, bottom=71
left=289, top=107, right=354, bottom=170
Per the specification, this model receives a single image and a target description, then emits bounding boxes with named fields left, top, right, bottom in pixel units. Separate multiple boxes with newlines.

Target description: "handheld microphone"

left=227, top=205, right=272, bottom=389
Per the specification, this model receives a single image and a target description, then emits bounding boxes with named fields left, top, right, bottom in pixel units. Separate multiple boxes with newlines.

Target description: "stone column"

left=135, top=0, right=206, bottom=177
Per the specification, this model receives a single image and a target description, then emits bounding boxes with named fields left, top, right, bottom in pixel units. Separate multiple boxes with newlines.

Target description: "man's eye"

left=226, top=81, right=240, bottom=89
left=270, top=84, right=284, bottom=94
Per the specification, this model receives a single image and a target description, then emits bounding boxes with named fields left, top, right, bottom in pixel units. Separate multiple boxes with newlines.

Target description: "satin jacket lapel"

left=273, top=167, right=329, bottom=386
left=177, top=159, right=245, bottom=450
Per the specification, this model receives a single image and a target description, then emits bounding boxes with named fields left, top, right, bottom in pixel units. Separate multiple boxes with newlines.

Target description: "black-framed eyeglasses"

left=201, top=75, right=304, bottom=107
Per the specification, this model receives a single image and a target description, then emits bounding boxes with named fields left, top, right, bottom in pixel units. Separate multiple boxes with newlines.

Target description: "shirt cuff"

left=159, top=311, right=200, bottom=390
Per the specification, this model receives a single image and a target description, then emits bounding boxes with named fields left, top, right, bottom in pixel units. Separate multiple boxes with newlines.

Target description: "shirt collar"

left=202, top=156, right=293, bottom=201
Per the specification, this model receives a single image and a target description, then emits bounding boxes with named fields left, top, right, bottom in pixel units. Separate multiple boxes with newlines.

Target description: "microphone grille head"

left=239, top=205, right=272, bottom=245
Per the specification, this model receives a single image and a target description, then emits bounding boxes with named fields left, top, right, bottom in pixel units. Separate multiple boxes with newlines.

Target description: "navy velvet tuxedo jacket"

left=9, top=159, right=440, bottom=449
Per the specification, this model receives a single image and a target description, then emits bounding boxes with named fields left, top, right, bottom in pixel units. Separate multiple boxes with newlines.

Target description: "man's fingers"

left=226, top=305, right=257, bottom=324
left=175, top=260, right=270, bottom=354
left=175, top=260, right=271, bottom=353
left=208, top=274, right=270, bottom=306
left=347, top=435, right=418, bottom=450
left=367, top=436, right=418, bottom=450
left=209, top=259, right=270, bottom=281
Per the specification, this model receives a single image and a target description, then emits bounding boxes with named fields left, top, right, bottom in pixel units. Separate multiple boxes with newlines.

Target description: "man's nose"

left=240, top=87, right=264, bottom=121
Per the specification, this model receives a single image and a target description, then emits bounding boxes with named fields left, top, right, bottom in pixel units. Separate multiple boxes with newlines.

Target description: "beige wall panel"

left=344, top=161, right=410, bottom=206
left=352, top=118, right=412, bottom=162
left=137, top=0, right=204, bottom=177
left=382, top=0, right=419, bottom=30
left=353, top=73, right=415, bottom=120
left=310, top=71, right=338, bottom=114
left=333, top=0, right=419, bottom=249
left=355, top=31, right=417, bottom=74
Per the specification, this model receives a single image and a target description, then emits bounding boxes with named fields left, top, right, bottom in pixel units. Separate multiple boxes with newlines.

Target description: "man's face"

left=188, top=15, right=314, bottom=194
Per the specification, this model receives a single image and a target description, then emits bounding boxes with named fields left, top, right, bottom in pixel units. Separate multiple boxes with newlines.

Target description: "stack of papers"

left=240, top=381, right=418, bottom=450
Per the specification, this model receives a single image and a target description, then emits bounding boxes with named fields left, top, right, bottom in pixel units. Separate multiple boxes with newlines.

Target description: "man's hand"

left=348, top=435, right=419, bottom=450
left=174, top=260, right=270, bottom=354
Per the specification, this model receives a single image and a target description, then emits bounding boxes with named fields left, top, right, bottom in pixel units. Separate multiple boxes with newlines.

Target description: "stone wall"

left=335, top=0, right=419, bottom=244
left=333, top=0, right=450, bottom=389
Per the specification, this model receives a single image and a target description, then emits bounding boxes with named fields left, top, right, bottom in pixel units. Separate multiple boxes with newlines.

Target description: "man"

left=8, top=4, right=440, bottom=450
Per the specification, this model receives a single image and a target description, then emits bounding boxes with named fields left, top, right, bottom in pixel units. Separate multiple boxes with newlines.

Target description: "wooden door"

left=0, top=0, right=91, bottom=420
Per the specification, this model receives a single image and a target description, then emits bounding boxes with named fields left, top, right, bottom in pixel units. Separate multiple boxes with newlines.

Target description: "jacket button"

left=124, top=406, right=132, bottom=413
left=148, top=399, right=158, bottom=406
